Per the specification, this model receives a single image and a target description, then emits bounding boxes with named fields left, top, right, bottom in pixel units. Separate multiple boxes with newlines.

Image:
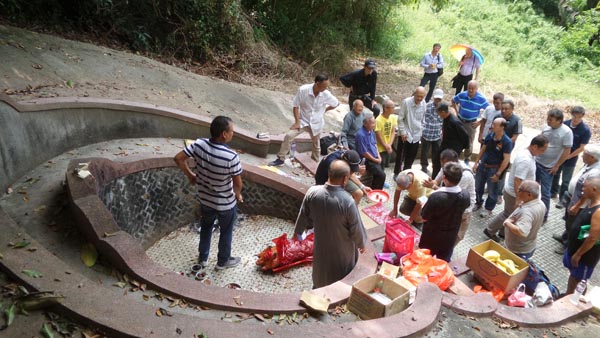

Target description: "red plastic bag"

left=473, top=285, right=505, bottom=302
left=383, top=218, right=420, bottom=257
left=255, top=233, right=314, bottom=272
left=401, top=249, right=455, bottom=291
left=507, top=284, right=531, bottom=307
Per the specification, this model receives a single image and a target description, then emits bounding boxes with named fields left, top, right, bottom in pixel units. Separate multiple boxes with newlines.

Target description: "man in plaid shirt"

left=421, top=89, right=444, bottom=178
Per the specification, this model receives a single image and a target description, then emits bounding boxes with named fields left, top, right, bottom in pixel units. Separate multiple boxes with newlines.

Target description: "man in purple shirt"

left=355, top=113, right=386, bottom=189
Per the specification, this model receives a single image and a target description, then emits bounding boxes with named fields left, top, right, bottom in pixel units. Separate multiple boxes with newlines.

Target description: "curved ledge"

left=66, top=157, right=379, bottom=314
left=442, top=292, right=498, bottom=316
left=494, top=298, right=593, bottom=328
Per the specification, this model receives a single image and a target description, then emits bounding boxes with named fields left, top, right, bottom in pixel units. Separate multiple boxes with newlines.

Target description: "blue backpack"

left=523, top=259, right=560, bottom=299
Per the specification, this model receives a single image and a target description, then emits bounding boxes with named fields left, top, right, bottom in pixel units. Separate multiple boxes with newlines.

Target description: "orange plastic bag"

left=473, top=285, right=505, bottom=302
left=401, top=249, right=455, bottom=291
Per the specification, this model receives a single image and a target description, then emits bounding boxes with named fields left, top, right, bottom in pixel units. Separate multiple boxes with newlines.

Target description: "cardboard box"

left=466, top=240, right=529, bottom=295
left=394, top=276, right=417, bottom=304
left=347, top=274, right=410, bottom=319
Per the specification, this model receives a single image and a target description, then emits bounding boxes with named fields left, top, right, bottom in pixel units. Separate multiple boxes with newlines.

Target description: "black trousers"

left=393, top=140, right=420, bottom=176
left=420, top=138, right=441, bottom=177
left=420, top=73, right=439, bottom=103
left=365, top=160, right=386, bottom=190
left=453, top=73, right=473, bottom=95
left=349, top=94, right=381, bottom=118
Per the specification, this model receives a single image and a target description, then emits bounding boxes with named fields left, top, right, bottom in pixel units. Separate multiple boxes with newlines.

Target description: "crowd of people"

left=175, top=45, right=599, bottom=294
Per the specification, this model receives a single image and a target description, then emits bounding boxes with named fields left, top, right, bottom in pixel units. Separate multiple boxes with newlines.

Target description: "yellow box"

left=347, top=274, right=410, bottom=320
left=466, top=240, right=529, bottom=295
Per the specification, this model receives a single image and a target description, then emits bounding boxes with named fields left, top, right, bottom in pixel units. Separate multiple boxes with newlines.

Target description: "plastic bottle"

left=570, top=279, right=587, bottom=305
left=290, top=141, right=296, bottom=159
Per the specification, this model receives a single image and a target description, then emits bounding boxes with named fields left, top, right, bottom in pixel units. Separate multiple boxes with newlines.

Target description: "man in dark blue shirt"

left=553, top=106, right=592, bottom=207
left=340, top=59, right=381, bottom=118
left=355, top=113, right=386, bottom=189
left=473, top=117, right=513, bottom=218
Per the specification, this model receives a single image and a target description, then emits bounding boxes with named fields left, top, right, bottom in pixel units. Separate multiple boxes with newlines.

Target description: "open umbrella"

left=449, top=44, right=484, bottom=65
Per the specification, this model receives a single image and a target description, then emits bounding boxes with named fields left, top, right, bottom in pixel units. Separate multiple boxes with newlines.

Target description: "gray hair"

left=328, top=160, right=350, bottom=182
left=519, top=180, right=540, bottom=198
left=584, top=144, right=600, bottom=161
left=395, top=173, right=412, bottom=189
left=362, top=112, right=374, bottom=123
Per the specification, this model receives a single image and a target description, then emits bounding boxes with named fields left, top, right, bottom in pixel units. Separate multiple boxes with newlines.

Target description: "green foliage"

left=394, top=0, right=599, bottom=109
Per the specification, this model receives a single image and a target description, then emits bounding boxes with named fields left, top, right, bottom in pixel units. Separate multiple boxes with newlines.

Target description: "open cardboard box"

left=347, top=274, right=410, bottom=320
left=466, top=240, right=529, bottom=295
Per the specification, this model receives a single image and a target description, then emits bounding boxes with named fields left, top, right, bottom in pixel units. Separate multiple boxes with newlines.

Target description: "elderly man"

left=420, top=162, right=471, bottom=262
left=503, top=181, right=546, bottom=260
left=563, top=176, right=600, bottom=295
left=484, top=135, right=549, bottom=242
left=421, top=89, right=444, bottom=177
left=375, top=99, right=397, bottom=169
left=340, top=59, right=380, bottom=118
left=389, top=168, right=433, bottom=228
left=269, top=74, right=339, bottom=166
left=452, top=80, right=489, bottom=163
left=340, top=99, right=365, bottom=150
left=536, top=109, right=573, bottom=222
left=419, top=43, right=444, bottom=103
left=314, top=149, right=371, bottom=204
left=424, top=149, right=476, bottom=245
left=394, top=86, right=427, bottom=177
left=473, top=117, right=513, bottom=218
left=478, top=93, right=504, bottom=143
left=553, top=144, right=600, bottom=254
left=553, top=106, right=591, bottom=208
left=294, top=160, right=368, bottom=289
left=174, top=116, right=243, bottom=270
left=355, top=112, right=386, bottom=189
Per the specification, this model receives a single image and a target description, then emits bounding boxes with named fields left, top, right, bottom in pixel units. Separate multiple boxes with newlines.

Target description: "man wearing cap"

left=315, top=149, right=371, bottom=204
left=375, top=99, right=398, bottom=169
left=340, top=59, right=381, bottom=118
left=421, top=88, right=444, bottom=177
left=355, top=112, right=387, bottom=190
left=419, top=43, right=444, bottom=103
left=452, top=80, right=489, bottom=164
left=269, top=74, right=339, bottom=166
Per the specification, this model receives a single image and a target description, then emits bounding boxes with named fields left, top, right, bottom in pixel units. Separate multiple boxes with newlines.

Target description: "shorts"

left=399, top=196, right=416, bottom=217
left=345, top=179, right=360, bottom=194
left=563, top=251, right=595, bottom=280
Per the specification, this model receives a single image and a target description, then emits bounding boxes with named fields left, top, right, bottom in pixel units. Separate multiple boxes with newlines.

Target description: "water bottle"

left=570, top=279, right=587, bottom=305
left=290, top=141, right=296, bottom=159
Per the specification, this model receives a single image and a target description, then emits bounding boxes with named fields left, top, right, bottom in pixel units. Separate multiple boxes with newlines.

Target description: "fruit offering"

left=482, top=250, right=520, bottom=275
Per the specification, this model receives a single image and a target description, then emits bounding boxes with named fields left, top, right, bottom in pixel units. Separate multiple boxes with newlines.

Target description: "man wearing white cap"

left=421, top=88, right=444, bottom=178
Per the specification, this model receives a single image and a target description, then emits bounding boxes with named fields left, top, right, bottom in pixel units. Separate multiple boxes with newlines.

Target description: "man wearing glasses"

left=503, top=180, right=546, bottom=260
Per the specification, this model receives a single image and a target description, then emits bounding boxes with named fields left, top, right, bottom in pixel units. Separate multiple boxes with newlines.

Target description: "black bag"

left=436, top=55, right=444, bottom=76
left=451, top=73, right=461, bottom=88
left=319, top=135, right=338, bottom=155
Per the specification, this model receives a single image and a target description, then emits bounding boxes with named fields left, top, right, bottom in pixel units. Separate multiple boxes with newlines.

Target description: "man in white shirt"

left=484, top=135, right=549, bottom=242
left=393, top=86, right=426, bottom=178
left=269, top=74, right=339, bottom=166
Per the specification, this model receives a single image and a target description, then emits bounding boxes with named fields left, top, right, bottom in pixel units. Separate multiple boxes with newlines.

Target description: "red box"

left=382, top=218, right=420, bottom=257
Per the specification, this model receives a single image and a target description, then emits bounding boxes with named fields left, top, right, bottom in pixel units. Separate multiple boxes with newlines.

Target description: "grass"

left=385, top=0, right=600, bottom=111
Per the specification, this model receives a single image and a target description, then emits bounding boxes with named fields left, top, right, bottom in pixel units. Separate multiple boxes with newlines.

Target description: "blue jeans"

left=198, top=204, right=237, bottom=266
left=551, top=164, right=575, bottom=198
left=515, top=249, right=535, bottom=261
left=536, top=162, right=553, bottom=221
left=475, top=165, right=501, bottom=211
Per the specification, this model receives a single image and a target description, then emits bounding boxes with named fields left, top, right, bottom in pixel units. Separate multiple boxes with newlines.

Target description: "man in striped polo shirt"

left=174, top=116, right=244, bottom=270
left=452, top=80, right=489, bottom=164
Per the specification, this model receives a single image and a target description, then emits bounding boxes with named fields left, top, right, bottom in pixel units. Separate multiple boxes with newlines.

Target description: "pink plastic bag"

left=508, top=283, right=531, bottom=307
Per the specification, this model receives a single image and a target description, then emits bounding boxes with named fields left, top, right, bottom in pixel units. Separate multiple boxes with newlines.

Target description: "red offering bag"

left=383, top=218, right=420, bottom=257
left=257, top=233, right=313, bottom=272
left=473, top=285, right=505, bottom=302
left=401, top=249, right=455, bottom=291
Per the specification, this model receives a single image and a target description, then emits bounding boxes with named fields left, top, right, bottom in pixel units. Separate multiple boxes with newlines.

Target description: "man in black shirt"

left=314, top=149, right=371, bottom=204
left=340, top=59, right=381, bottom=118
left=437, top=102, right=469, bottom=167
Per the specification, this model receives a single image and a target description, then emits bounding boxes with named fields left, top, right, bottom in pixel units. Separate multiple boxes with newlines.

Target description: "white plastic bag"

left=532, top=281, right=554, bottom=307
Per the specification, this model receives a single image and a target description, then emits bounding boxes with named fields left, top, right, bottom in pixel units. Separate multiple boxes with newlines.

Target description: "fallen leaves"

left=4, top=303, right=15, bottom=327
left=155, top=307, right=173, bottom=317
left=233, top=295, right=243, bottom=306
left=11, top=241, right=31, bottom=249
left=32, top=63, right=43, bottom=70
left=22, top=269, right=43, bottom=278
left=80, top=243, right=98, bottom=267
left=40, top=322, right=54, bottom=338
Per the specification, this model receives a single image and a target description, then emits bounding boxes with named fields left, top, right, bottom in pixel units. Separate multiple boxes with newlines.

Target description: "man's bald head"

left=414, top=86, right=426, bottom=104
left=328, top=160, right=351, bottom=185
